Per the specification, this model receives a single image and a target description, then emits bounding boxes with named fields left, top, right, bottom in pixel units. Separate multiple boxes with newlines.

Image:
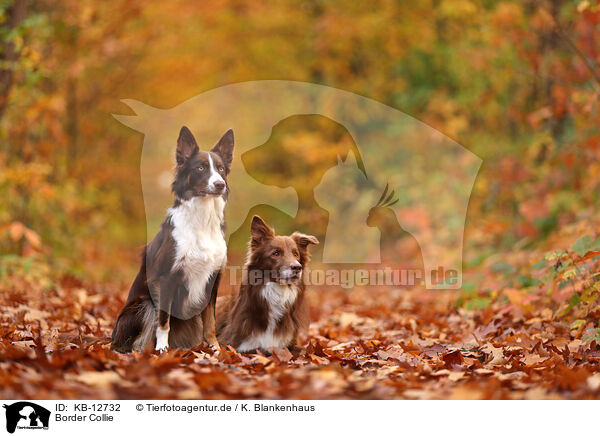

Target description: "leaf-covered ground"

left=2, top=239, right=600, bottom=400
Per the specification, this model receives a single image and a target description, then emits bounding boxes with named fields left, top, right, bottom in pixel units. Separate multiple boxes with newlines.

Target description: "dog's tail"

left=111, top=248, right=155, bottom=353
left=111, top=296, right=155, bottom=353
left=126, top=247, right=149, bottom=302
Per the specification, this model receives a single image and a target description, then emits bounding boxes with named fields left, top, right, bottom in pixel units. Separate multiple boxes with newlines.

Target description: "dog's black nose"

left=291, top=264, right=302, bottom=272
left=214, top=181, right=225, bottom=190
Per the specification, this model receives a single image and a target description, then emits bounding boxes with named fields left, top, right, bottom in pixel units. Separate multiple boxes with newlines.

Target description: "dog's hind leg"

left=169, top=315, right=203, bottom=349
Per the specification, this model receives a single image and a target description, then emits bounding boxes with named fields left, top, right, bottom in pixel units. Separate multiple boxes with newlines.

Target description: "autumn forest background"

left=1, top=0, right=600, bottom=399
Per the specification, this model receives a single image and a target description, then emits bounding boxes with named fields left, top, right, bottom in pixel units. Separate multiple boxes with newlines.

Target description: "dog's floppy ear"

left=211, top=129, right=234, bottom=172
left=250, top=215, right=274, bottom=247
left=176, top=126, right=199, bottom=166
left=291, top=232, right=319, bottom=250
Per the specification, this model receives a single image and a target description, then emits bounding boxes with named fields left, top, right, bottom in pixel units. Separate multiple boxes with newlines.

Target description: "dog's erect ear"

left=250, top=215, right=274, bottom=246
left=292, top=232, right=319, bottom=250
left=176, top=126, right=199, bottom=166
left=211, top=129, right=234, bottom=171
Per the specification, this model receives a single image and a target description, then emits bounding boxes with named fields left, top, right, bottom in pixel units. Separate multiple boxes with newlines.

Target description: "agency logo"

left=2, top=402, right=50, bottom=434
left=114, top=80, right=481, bottom=293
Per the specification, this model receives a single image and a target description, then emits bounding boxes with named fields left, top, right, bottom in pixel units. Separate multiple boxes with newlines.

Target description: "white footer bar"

left=0, top=400, right=589, bottom=435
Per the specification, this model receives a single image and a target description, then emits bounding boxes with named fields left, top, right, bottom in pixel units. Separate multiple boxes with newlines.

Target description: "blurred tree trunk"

left=66, top=76, right=78, bottom=173
left=547, top=0, right=566, bottom=142
left=0, top=0, right=28, bottom=120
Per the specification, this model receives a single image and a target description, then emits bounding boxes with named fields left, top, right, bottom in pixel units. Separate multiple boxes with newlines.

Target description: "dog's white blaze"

left=155, top=326, right=169, bottom=351
left=207, top=154, right=224, bottom=188
left=168, top=196, right=227, bottom=318
left=279, top=266, right=301, bottom=280
left=237, top=282, right=299, bottom=352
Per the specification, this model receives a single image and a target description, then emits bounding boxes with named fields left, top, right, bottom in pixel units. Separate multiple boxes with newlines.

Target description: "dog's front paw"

left=204, top=335, right=220, bottom=348
left=289, top=345, right=303, bottom=355
left=204, top=337, right=221, bottom=355
left=209, top=342, right=221, bottom=354
left=155, top=338, right=169, bottom=353
left=155, top=326, right=169, bottom=352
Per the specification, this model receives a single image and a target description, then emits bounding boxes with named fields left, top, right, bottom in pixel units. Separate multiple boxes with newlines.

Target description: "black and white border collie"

left=111, top=126, right=234, bottom=353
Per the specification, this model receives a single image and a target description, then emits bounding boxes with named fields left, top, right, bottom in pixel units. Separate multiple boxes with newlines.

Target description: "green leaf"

left=583, top=328, right=600, bottom=343
left=461, top=281, right=477, bottom=293
left=570, top=319, right=585, bottom=330
left=545, top=250, right=563, bottom=262
left=572, top=235, right=592, bottom=256
left=532, top=259, right=547, bottom=270
left=464, top=297, right=491, bottom=310
left=491, top=261, right=515, bottom=275
left=517, top=275, right=542, bottom=288
left=562, top=267, right=579, bottom=282
left=569, top=293, right=582, bottom=306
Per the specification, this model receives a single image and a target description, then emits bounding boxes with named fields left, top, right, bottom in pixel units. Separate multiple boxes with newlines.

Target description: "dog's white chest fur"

left=168, top=196, right=227, bottom=314
left=237, top=282, right=299, bottom=352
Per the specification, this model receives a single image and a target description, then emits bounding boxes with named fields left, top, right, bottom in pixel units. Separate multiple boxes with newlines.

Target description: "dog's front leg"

left=156, top=272, right=180, bottom=351
left=288, top=335, right=303, bottom=354
left=201, top=270, right=221, bottom=349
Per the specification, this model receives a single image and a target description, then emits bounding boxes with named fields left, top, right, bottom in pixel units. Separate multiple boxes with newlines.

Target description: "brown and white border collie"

left=217, top=215, right=318, bottom=353
left=111, top=126, right=234, bottom=353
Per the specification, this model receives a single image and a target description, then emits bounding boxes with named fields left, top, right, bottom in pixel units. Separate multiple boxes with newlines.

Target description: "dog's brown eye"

left=293, top=251, right=299, bottom=258
left=218, top=166, right=225, bottom=172
left=272, top=250, right=280, bottom=257
left=197, top=166, right=205, bottom=171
